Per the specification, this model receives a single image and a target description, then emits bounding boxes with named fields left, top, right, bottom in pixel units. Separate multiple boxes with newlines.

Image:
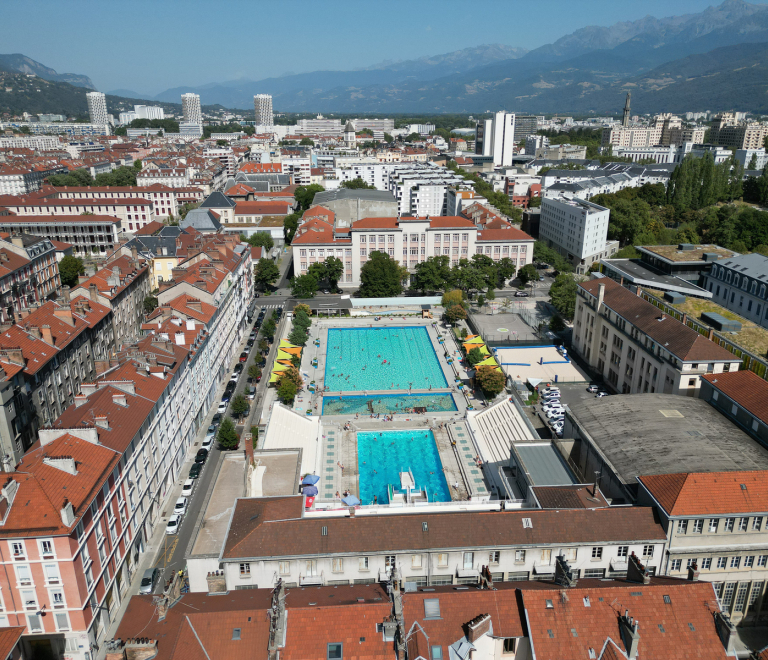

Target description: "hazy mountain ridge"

left=0, top=54, right=95, bottom=89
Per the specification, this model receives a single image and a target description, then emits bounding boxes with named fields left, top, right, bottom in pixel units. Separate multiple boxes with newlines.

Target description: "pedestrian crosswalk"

left=256, top=304, right=284, bottom=310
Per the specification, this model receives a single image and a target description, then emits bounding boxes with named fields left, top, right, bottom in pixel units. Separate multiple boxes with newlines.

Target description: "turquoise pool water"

left=325, top=326, right=447, bottom=391
left=357, top=430, right=451, bottom=504
left=322, top=393, right=457, bottom=415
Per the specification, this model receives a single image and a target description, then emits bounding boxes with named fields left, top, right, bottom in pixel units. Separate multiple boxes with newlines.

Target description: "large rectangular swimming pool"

left=325, top=326, right=447, bottom=392
left=357, top=430, right=451, bottom=504
left=322, top=393, right=457, bottom=416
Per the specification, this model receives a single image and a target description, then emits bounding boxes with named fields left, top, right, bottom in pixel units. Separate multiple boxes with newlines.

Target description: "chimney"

left=131, top=246, right=138, bottom=261
left=89, top=283, right=99, bottom=302
left=74, top=394, right=88, bottom=408
left=687, top=562, right=699, bottom=581
left=94, top=415, right=109, bottom=429
left=206, top=570, right=227, bottom=594
left=111, top=392, right=128, bottom=407
left=10, top=235, right=24, bottom=249
left=635, top=285, right=642, bottom=297
left=619, top=611, right=640, bottom=659
left=681, top=313, right=687, bottom=326
left=60, top=499, right=75, bottom=527
left=28, top=326, right=41, bottom=339
left=465, top=614, right=492, bottom=643
left=54, top=308, right=75, bottom=326
left=627, top=552, right=651, bottom=585
left=61, top=285, right=71, bottom=303
left=41, top=325, right=53, bottom=345
left=554, top=554, right=578, bottom=588
left=708, top=327, right=715, bottom=340
left=714, top=611, right=737, bottom=655
left=597, top=282, right=605, bottom=312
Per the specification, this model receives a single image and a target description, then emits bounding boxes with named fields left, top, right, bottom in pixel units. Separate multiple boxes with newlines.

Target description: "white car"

left=546, top=408, right=565, bottom=419
left=230, top=372, right=239, bottom=382
left=542, top=394, right=561, bottom=402
left=542, top=401, right=563, bottom=410
left=541, top=387, right=560, bottom=397
left=174, top=497, right=188, bottom=516
left=181, top=479, right=194, bottom=497
left=165, top=514, right=181, bottom=535
left=217, top=401, right=227, bottom=413
left=586, top=384, right=600, bottom=393
left=595, top=391, right=609, bottom=398
left=201, top=436, right=214, bottom=451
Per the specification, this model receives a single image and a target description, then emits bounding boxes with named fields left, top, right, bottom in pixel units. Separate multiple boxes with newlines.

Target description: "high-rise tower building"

left=181, top=93, right=202, bottom=125
left=254, top=94, right=274, bottom=126
left=622, top=92, right=631, bottom=127
left=86, top=91, right=108, bottom=125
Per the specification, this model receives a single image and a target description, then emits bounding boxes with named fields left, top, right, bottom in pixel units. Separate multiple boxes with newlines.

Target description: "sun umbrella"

left=342, top=495, right=361, bottom=506
left=302, top=485, right=319, bottom=497
left=302, top=475, right=320, bottom=485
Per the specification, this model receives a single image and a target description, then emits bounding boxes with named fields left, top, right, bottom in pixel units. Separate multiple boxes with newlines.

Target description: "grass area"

left=646, top=289, right=768, bottom=357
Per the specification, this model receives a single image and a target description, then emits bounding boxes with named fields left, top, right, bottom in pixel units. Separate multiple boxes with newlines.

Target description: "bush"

left=278, top=379, right=297, bottom=404
left=445, top=305, right=467, bottom=324
left=217, top=417, right=239, bottom=450
left=442, top=289, right=464, bottom=308
left=467, top=347, right=485, bottom=366
left=288, top=326, right=309, bottom=346
left=549, top=315, right=566, bottom=332
left=293, top=303, right=311, bottom=316
left=250, top=426, right=258, bottom=450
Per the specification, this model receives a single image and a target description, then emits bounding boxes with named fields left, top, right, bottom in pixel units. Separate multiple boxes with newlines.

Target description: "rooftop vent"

left=424, top=598, right=440, bottom=619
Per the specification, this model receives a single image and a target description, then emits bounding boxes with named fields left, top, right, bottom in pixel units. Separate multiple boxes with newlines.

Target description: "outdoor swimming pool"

left=322, top=393, right=457, bottom=415
left=325, top=326, right=448, bottom=391
left=357, top=430, right=451, bottom=504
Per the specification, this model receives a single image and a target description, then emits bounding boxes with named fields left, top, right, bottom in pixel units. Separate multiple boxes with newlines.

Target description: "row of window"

left=671, top=555, right=768, bottom=572
left=676, top=516, right=766, bottom=535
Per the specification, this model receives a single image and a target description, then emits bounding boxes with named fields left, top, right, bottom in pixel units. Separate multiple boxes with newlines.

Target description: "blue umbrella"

left=303, top=485, right=319, bottom=497
left=302, top=475, right=320, bottom=485
left=342, top=495, right=361, bottom=506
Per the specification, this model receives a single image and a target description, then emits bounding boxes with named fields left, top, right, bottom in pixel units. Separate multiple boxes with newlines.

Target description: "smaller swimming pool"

left=357, top=430, right=451, bottom=504
left=322, top=393, right=457, bottom=416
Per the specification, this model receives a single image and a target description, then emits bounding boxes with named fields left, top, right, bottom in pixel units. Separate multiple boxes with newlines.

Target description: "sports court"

left=495, top=345, right=587, bottom=385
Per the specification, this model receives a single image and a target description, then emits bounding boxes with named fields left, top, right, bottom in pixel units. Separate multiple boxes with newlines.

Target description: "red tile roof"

left=239, top=163, right=282, bottom=173
left=579, top=278, right=737, bottom=363
left=638, top=470, right=768, bottom=516
left=0, top=214, right=120, bottom=224
left=234, top=201, right=293, bottom=216
left=0, top=627, right=24, bottom=659
left=477, top=227, right=534, bottom=242
left=702, top=370, right=768, bottom=426
left=351, top=217, right=399, bottom=230
left=428, top=216, right=476, bottom=229
left=291, top=219, right=350, bottom=246
left=135, top=220, right=164, bottom=236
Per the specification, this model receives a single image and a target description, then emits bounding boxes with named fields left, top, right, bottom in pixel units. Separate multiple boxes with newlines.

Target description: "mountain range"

left=4, top=0, right=768, bottom=115
left=0, top=54, right=95, bottom=89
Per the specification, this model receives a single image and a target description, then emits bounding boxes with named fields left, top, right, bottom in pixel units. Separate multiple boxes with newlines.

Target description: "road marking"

left=155, top=535, right=179, bottom=568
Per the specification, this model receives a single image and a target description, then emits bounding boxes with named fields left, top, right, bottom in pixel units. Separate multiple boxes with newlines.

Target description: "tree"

left=291, top=274, right=318, bottom=298
left=254, top=258, right=280, bottom=290
left=533, top=241, right=573, bottom=272
left=284, top=213, right=301, bottom=243
left=293, top=303, right=311, bottom=316
left=307, top=261, right=326, bottom=283
left=324, top=256, right=344, bottom=291
left=216, top=139, right=228, bottom=147
left=262, top=318, right=276, bottom=339
left=248, top=364, right=262, bottom=381
left=411, top=255, right=451, bottom=293
left=477, top=294, right=486, bottom=308
left=280, top=366, right=303, bottom=389
left=248, top=232, right=274, bottom=251
left=358, top=251, right=402, bottom=297
left=58, top=255, right=84, bottom=287
left=259, top=339, right=269, bottom=353
left=467, top=347, right=485, bottom=367
left=528, top=196, right=542, bottom=208
left=475, top=366, right=505, bottom=398
left=340, top=178, right=376, bottom=190
left=445, top=304, right=467, bottom=324
left=288, top=326, right=309, bottom=346
left=449, top=259, right=488, bottom=298
left=294, top=184, right=324, bottom=211
left=749, top=154, right=759, bottom=170
left=549, top=273, right=579, bottom=320
left=496, top=258, right=516, bottom=287
left=549, top=314, right=566, bottom=332
left=143, top=294, right=158, bottom=314
left=230, top=394, right=248, bottom=418
left=217, top=417, right=239, bottom=450
left=299, top=137, right=315, bottom=146
left=294, top=308, right=311, bottom=328
left=441, top=289, right=464, bottom=308
left=486, top=288, right=496, bottom=304
left=517, top=263, right=538, bottom=286
left=384, top=133, right=394, bottom=143
left=278, top=379, right=297, bottom=405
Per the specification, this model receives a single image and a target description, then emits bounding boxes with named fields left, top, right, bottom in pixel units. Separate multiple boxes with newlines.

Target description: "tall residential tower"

left=254, top=94, right=273, bottom=126
left=86, top=91, right=108, bottom=125
left=181, top=93, right=202, bottom=125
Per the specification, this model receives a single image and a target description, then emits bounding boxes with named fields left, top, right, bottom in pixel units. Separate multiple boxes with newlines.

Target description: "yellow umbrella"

left=280, top=339, right=300, bottom=349
left=281, top=346, right=302, bottom=356
left=277, top=349, right=295, bottom=361
left=464, top=336, right=484, bottom=344
left=477, top=356, right=498, bottom=367
left=268, top=371, right=281, bottom=383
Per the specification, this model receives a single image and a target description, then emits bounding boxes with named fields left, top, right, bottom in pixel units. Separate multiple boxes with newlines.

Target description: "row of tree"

left=666, top=153, right=744, bottom=212
left=48, top=161, right=142, bottom=188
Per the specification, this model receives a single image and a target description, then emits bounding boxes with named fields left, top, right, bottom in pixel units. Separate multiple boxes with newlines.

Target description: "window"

left=677, top=520, right=688, bottom=534
left=730, top=556, right=741, bottom=569
left=489, top=551, right=500, bottom=564
left=540, top=549, right=552, bottom=564
left=26, top=614, right=42, bottom=633
left=750, top=581, right=764, bottom=606
left=411, top=555, right=422, bottom=569
left=332, top=558, right=343, bottom=573
left=39, top=540, right=53, bottom=558
left=51, top=591, right=65, bottom=608
left=327, top=644, right=343, bottom=660
left=739, top=518, right=749, bottom=532
left=502, top=639, right=516, bottom=654
left=565, top=548, right=578, bottom=562
left=44, top=564, right=60, bottom=584
left=701, top=558, right=712, bottom=570
left=591, top=547, right=603, bottom=560
left=232, top=629, right=241, bottom=641
left=671, top=559, right=682, bottom=571
left=643, top=545, right=654, bottom=559
left=239, top=563, right=250, bottom=577
left=721, top=583, right=736, bottom=608
left=745, top=556, right=755, bottom=568
left=279, top=561, right=290, bottom=575
left=11, top=542, right=24, bottom=559
left=424, top=598, right=441, bottom=619
left=437, top=553, right=448, bottom=567
left=16, top=565, right=31, bottom=585
left=359, top=557, right=369, bottom=570
left=515, top=550, right=526, bottom=563
left=21, top=590, right=36, bottom=610
left=717, top=557, right=728, bottom=569
left=385, top=556, right=396, bottom=570
left=692, top=519, right=704, bottom=534
left=724, top=518, right=735, bottom=532
left=463, top=552, right=474, bottom=569
left=431, top=646, right=443, bottom=660
left=55, top=612, right=70, bottom=631
left=617, top=546, right=628, bottom=558
left=709, top=519, right=719, bottom=533
left=305, top=560, right=318, bottom=576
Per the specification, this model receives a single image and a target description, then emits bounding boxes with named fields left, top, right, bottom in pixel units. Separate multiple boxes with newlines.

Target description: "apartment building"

left=136, top=168, right=190, bottom=188
left=187, top=494, right=666, bottom=592
left=572, top=278, right=741, bottom=396
left=701, top=370, right=768, bottom=447
left=0, top=195, right=155, bottom=233
left=0, top=294, right=115, bottom=463
left=702, top=253, right=768, bottom=330
left=86, top=92, right=109, bottom=126
left=0, top=234, right=60, bottom=322
left=0, top=123, right=110, bottom=137
left=253, top=94, right=273, bottom=126
left=0, top=163, right=67, bottom=195
left=475, top=226, right=534, bottom=269
left=539, top=195, right=617, bottom=274
left=709, top=114, right=768, bottom=150
left=0, top=136, right=60, bottom=151
left=387, top=165, right=467, bottom=216
left=181, top=93, right=202, bottom=125
left=638, top=471, right=768, bottom=625
left=0, top=216, right=121, bottom=257
left=70, top=254, right=151, bottom=348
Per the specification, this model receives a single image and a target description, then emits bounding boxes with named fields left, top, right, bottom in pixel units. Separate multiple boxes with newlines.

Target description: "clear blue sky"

left=3, top=0, right=750, bottom=95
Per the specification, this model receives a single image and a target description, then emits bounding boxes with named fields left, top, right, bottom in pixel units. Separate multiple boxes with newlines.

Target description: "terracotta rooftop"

left=702, top=370, right=768, bottom=426
left=477, top=227, right=534, bottom=242
left=579, top=278, right=737, bottom=363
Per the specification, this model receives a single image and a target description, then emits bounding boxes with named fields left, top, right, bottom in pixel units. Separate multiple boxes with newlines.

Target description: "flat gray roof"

left=514, top=442, right=576, bottom=486
left=570, top=394, right=768, bottom=485
left=314, top=188, right=397, bottom=204
left=601, top=259, right=712, bottom=297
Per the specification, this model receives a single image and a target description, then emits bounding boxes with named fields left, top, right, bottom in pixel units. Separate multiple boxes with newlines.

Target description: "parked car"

left=217, top=401, right=227, bottom=414
left=234, top=363, right=243, bottom=374
left=204, top=426, right=215, bottom=442
left=239, top=352, right=248, bottom=363
left=586, top=384, right=600, bottom=393
left=249, top=332, right=257, bottom=341
left=174, top=497, right=188, bottom=516
left=165, top=514, right=181, bottom=535
left=246, top=338, right=255, bottom=347
left=181, top=479, right=194, bottom=497
left=541, top=387, right=560, bottom=397
left=211, top=413, right=222, bottom=428
left=247, top=385, right=256, bottom=401
left=189, top=463, right=202, bottom=479
left=595, top=391, right=609, bottom=398
left=222, top=392, right=231, bottom=403
left=202, top=435, right=214, bottom=451
left=225, top=382, right=236, bottom=394
left=139, top=568, right=160, bottom=595
left=515, top=291, right=529, bottom=297
left=195, top=448, right=208, bottom=464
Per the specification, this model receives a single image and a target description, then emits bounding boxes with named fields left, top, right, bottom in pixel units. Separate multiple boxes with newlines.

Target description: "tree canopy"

left=254, top=258, right=280, bottom=290
left=291, top=273, right=318, bottom=298
left=217, top=417, right=239, bottom=450
left=58, top=255, right=84, bottom=287
left=278, top=379, right=297, bottom=405
left=294, top=184, right=324, bottom=211
left=549, top=273, right=579, bottom=320
left=411, top=255, right=452, bottom=293
left=340, top=178, right=376, bottom=190
left=358, top=251, right=402, bottom=297
left=246, top=232, right=274, bottom=251
left=475, top=366, right=505, bottom=398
